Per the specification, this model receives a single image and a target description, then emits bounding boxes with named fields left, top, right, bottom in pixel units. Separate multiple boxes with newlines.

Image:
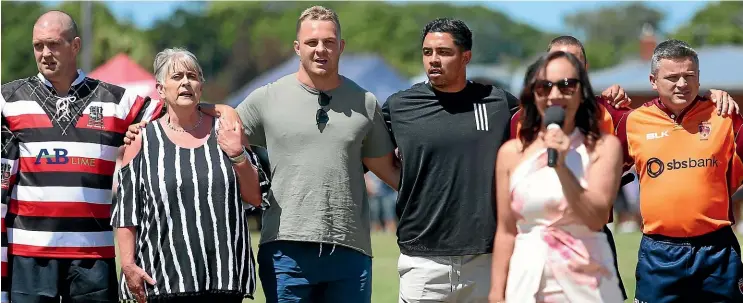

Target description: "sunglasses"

left=533, top=78, right=581, bottom=97
left=316, top=92, right=332, bottom=125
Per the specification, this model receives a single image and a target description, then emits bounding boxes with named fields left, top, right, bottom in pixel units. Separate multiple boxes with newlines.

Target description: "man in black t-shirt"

left=382, top=18, right=519, bottom=302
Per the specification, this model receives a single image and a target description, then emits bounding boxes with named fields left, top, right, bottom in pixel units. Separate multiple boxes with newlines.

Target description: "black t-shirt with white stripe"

left=382, top=81, right=519, bottom=256
left=111, top=119, right=270, bottom=300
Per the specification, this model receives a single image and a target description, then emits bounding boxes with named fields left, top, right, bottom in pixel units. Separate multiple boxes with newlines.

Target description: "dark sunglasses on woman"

left=533, top=78, right=581, bottom=97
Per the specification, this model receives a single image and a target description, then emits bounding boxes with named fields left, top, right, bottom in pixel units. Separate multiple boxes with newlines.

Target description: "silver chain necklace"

left=167, top=111, right=203, bottom=132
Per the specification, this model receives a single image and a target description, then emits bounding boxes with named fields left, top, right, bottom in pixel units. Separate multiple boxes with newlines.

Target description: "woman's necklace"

left=167, top=111, right=203, bottom=132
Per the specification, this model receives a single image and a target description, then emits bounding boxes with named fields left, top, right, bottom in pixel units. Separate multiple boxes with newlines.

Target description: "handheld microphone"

left=544, top=106, right=566, bottom=168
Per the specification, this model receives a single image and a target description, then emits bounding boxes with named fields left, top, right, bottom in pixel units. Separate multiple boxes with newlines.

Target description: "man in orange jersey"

left=616, top=39, right=743, bottom=303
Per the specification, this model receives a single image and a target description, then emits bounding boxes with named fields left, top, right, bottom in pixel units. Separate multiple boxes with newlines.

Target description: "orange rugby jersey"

left=616, top=97, right=743, bottom=237
left=509, top=96, right=628, bottom=139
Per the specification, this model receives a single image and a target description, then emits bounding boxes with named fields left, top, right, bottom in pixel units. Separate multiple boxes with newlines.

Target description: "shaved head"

left=34, top=10, right=78, bottom=42
left=33, top=10, right=81, bottom=87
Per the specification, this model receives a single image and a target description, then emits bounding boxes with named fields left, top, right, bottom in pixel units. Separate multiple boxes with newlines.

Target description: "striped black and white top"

left=111, top=118, right=270, bottom=301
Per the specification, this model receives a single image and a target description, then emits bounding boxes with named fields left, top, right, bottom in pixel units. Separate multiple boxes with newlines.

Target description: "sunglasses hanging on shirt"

left=316, top=92, right=332, bottom=125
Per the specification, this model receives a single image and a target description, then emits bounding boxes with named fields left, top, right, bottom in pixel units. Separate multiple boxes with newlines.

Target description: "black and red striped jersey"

left=0, top=70, right=163, bottom=259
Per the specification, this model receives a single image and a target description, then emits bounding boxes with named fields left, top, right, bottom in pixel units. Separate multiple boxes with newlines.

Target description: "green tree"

left=563, top=3, right=665, bottom=69
left=56, top=2, right=155, bottom=74
left=672, top=2, right=743, bottom=46
left=1, top=1, right=46, bottom=82
left=0, top=2, right=154, bottom=83
left=152, top=1, right=554, bottom=102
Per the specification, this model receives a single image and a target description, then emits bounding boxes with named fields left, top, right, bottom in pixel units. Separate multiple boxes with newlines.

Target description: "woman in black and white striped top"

left=112, top=48, right=270, bottom=303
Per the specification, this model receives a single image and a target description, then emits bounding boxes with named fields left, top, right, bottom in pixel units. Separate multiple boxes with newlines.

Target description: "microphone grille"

left=544, top=106, right=566, bottom=126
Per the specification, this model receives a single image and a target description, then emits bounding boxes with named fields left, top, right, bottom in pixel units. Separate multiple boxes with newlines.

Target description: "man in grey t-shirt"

left=235, top=6, right=399, bottom=303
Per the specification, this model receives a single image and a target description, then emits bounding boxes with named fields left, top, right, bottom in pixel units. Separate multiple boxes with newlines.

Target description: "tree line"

left=2, top=1, right=741, bottom=103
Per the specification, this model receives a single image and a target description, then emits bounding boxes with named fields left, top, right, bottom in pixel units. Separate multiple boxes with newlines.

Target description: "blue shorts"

left=257, top=241, right=372, bottom=303
left=634, top=226, right=743, bottom=303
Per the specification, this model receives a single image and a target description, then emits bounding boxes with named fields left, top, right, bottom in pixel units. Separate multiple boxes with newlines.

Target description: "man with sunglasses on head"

left=234, top=6, right=399, bottom=303
left=381, top=18, right=520, bottom=303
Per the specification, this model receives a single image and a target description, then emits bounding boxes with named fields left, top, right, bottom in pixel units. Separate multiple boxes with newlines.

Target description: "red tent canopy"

left=89, top=53, right=159, bottom=100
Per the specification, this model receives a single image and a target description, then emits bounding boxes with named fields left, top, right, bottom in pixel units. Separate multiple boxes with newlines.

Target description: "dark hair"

left=420, top=18, right=472, bottom=51
left=518, top=51, right=601, bottom=149
left=651, top=39, right=698, bottom=76
left=547, top=35, right=586, bottom=63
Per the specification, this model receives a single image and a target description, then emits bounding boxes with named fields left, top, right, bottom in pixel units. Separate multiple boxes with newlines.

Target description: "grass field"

left=118, top=231, right=742, bottom=303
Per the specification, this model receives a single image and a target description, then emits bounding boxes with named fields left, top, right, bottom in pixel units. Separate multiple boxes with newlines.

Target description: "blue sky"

left=44, top=1, right=713, bottom=33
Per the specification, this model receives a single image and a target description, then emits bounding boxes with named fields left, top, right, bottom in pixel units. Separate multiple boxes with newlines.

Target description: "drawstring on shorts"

left=318, top=243, right=337, bottom=257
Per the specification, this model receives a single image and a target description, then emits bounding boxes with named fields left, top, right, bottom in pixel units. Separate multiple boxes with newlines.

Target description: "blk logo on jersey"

left=87, top=105, right=105, bottom=129
left=473, top=103, right=489, bottom=131
left=35, top=148, right=96, bottom=166
left=646, top=131, right=669, bottom=140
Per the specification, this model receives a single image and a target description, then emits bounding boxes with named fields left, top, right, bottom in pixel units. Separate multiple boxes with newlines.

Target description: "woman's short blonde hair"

left=153, top=48, right=205, bottom=84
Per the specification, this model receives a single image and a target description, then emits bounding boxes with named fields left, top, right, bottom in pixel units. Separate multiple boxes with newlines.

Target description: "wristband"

left=229, top=148, right=248, bottom=164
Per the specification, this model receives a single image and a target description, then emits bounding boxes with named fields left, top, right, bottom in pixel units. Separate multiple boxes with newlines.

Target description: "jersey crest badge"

left=87, top=105, right=105, bottom=129
left=698, top=121, right=711, bottom=141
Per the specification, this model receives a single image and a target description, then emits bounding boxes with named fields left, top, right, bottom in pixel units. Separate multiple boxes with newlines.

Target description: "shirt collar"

left=653, top=95, right=706, bottom=122
left=36, top=69, right=86, bottom=88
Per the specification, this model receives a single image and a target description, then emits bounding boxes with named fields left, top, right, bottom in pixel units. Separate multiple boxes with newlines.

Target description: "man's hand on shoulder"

left=200, top=103, right=243, bottom=128
left=706, top=89, right=739, bottom=117
left=123, top=121, right=147, bottom=146
left=601, top=84, right=632, bottom=109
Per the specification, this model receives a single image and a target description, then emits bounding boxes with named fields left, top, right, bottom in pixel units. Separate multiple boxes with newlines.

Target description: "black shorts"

left=10, top=256, right=117, bottom=303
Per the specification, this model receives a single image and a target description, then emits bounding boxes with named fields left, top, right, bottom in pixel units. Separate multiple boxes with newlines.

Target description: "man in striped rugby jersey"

left=1, top=10, right=241, bottom=303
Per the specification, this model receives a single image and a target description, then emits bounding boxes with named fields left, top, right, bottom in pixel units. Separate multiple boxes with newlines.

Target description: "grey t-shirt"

left=235, top=73, right=394, bottom=256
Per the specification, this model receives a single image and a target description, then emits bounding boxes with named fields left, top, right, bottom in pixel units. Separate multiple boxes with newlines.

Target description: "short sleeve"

left=118, top=88, right=164, bottom=126
left=595, top=96, right=631, bottom=135
left=132, top=97, right=165, bottom=125
left=729, top=113, right=743, bottom=188
left=505, top=92, right=521, bottom=140
left=506, top=91, right=520, bottom=112
left=614, top=111, right=634, bottom=173
left=111, top=153, right=143, bottom=228
left=381, top=98, right=396, bottom=146
left=244, top=149, right=272, bottom=211
left=236, top=88, right=267, bottom=147
left=362, top=100, right=396, bottom=158
left=1, top=123, right=19, bottom=202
